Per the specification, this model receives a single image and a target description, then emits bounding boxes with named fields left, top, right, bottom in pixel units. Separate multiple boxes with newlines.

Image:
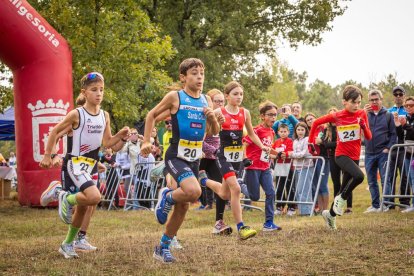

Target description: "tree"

left=302, top=80, right=336, bottom=116
left=140, top=0, right=347, bottom=103
left=25, top=0, right=175, bottom=129
left=265, top=59, right=307, bottom=109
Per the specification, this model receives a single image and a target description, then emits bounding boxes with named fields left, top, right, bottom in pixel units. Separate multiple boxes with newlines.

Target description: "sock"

left=66, top=194, right=78, bottom=206
left=78, top=230, right=86, bottom=239
left=166, top=192, right=176, bottom=205
left=237, top=222, right=244, bottom=231
left=160, top=234, right=172, bottom=249
left=64, top=225, right=80, bottom=244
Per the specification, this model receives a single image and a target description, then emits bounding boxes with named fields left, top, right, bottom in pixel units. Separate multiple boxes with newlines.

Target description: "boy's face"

left=82, top=80, right=104, bottom=106
left=180, top=66, right=204, bottom=92
left=278, top=127, right=289, bottom=138
left=260, top=108, right=277, bottom=127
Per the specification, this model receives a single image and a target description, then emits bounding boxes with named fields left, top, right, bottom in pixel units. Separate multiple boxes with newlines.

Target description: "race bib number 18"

left=337, top=124, right=360, bottom=142
left=71, top=156, right=96, bottom=175
left=224, top=145, right=243, bottom=162
left=177, top=139, right=203, bottom=162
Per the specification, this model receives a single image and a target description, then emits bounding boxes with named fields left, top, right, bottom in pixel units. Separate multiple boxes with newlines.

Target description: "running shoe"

left=59, top=242, right=79, bottom=259
left=40, top=180, right=62, bottom=207
left=275, top=207, right=283, bottom=216
left=363, top=206, right=381, bottom=214
left=154, top=187, right=173, bottom=225
left=401, top=206, right=414, bottom=213
left=238, top=225, right=257, bottom=240
left=212, top=220, right=233, bottom=235
left=74, top=236, right=97, bottom=251
left=58, top=191, right=73, bottom=224
left=198, top=170, right=208, bottom=187
left=263, top=221, right=282, bottom=232
left=153, top=246, right=175, bottom=263
left=322, top=210, right=337, bottom=230
left=286, top=208, right=296, bottom=217
left=332, top=194, right=346, bottom=216
left=170, top=236, right=183, bottom=250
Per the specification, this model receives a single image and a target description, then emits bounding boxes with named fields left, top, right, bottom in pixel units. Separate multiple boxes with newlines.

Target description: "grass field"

left=1, top=183, right=414, bottom=275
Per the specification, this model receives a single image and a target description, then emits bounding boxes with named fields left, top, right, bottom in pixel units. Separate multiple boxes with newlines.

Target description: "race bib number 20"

left=177, top=139, right=203, bottom=162
left=337, top=124, right=360, bottom=142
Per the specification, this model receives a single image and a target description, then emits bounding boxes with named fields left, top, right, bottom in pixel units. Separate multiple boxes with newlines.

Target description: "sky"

left=276, top=0, right=414, bottom=87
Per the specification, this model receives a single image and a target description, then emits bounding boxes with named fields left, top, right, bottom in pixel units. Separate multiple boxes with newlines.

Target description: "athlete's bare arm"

left=102, top=112, right=130, bottom=151
left=39, top=110, right=79, bottom=168
left=245, top=109, right=268, bottom=151
left=205, top=95, right=220, bottom=135
left=141, top=91, right=179, bottom=155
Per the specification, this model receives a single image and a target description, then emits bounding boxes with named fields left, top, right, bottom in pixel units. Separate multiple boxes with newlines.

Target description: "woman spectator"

left=151, top=127, right=162, bottom=161
left=305, top=112, right=330, bottom=212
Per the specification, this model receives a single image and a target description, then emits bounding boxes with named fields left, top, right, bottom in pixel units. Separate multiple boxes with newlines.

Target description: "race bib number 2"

left=337, top=124, right=360, bottom=142
left=260, top=150, right=270, bottom=162
left=224, top=146, right=243, bottom=162
left=177, top=139, right=203, bottom=162
left=71, top=156, right=96, bottom=176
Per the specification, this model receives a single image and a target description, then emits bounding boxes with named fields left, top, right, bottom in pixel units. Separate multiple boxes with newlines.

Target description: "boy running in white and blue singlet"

left=140, top=58, right=220, bottom=263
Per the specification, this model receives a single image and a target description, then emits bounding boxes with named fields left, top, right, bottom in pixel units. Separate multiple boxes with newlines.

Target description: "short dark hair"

left=179, top=58, right=205, bottom=76
left=278, top=123, right=289, bottom=131
left=259, top=100, right=278, bottom=115
left=293, top=122, right=309, bottom=139
left=405, top=96, right=414, bottom=103
left=343, top=85, right=363, bottom=101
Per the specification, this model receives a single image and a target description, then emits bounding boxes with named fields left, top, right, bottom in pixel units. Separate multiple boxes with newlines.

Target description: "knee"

left=184, top=187, right=201, bottom=201
left=355, top=173, right=365, bottom=184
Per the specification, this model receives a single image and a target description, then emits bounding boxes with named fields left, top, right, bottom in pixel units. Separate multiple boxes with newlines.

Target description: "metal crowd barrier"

left=99, top=161, right=166, bottom=211
left=381, top=144, right=413, bottom=210
left=239, top=156, right=325, bottom=217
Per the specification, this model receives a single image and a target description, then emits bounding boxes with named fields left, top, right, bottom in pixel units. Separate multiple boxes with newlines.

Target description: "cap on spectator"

left=392, top=85, right=406, bottom=95
left=165, top=117, right=171, bottom=122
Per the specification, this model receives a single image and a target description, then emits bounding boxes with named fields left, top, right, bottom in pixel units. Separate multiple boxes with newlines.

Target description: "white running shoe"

left=40, top=181, right=62, bottom=207
left=170, top=236, right=183, bottom=250
left=275, top=208, right=283, bottom=216
left=363, top=206, right=381, bottom=214
left=286, top=208, right=296, bottom=217
left=401, top=206, right=414, bottom=213
left=333, top=195, right=346, bottom=216
left=74, top=237, right=97, bottom=251
left=322, top=210, right=337, bottom=230
left=59, top=242, right=79, bottom=259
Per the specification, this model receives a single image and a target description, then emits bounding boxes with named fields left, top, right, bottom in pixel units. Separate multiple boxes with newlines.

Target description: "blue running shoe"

left=263, top=221, right=282, bottom=232
left=153, top=246, right=176, bottom=263
left=155, top=187, right=173, bottom=225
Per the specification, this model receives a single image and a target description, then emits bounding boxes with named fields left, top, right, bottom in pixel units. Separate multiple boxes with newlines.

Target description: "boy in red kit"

left=272, top=124, right=295, bottom=216
left=243, top=101, right=282, bottom=231
left=309, top=85, right=372, bottom=230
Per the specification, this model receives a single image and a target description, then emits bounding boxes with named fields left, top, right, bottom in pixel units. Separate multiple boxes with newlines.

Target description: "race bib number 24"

left=337, top=124, right=360, bottom=142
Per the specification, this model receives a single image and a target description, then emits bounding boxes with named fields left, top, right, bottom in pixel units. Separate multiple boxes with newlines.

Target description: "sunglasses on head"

left=165, top=121, right=172, bottom=125
left=81, top=72, right=104, bottom=87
